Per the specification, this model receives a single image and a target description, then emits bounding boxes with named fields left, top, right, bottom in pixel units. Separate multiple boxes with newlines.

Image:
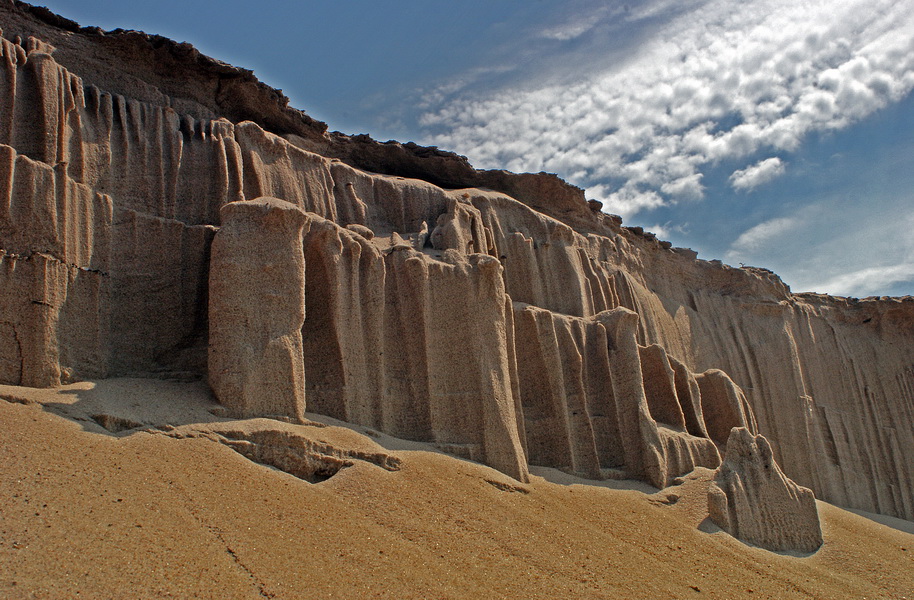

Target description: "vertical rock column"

left=595, top=307, right=667, bottom=487
left=209, top=197, right=307, bottom=422
left=696, top=369, right=758, bottom=446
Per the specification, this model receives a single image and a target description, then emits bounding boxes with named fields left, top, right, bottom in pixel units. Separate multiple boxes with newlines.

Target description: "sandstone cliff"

left=0, top=1, right=912, bottom=521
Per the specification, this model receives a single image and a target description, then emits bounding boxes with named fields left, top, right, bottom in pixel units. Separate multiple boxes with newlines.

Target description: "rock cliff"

left=0, top=1, right=912, bottom=521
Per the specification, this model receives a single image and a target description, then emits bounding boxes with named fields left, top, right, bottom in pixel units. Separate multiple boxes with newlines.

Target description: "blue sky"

left=37, top=0, right=914, bottom=297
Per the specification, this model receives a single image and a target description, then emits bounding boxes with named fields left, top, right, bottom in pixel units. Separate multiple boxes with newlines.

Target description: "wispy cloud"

left=799, top=212, right=914, bottom=295
left=729, top=157, right=786, bottom=192
left=725, top=217, right=799, bottom=263
left=418, top=0, right=914, bottom=218
left=727, top=206, right=914, bottom=296
left=807, top=262, right=914, bottom=297
left=540, top=10, right=608, bottom=41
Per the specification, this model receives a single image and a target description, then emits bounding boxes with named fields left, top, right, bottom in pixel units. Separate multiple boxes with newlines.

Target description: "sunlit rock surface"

left=0, top=2, right=912, bottom=521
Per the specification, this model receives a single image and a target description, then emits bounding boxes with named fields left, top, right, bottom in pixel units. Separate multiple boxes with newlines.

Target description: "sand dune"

left=1, top=380, right=911, bottom=599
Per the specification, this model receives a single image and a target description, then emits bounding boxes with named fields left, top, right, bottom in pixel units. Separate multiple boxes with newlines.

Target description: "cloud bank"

left=418, top=0, right=914, bottom=218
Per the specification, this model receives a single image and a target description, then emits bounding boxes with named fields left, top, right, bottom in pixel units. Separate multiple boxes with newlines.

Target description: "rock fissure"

left=0, top=319, right=24, bottom=383
left=0, top=248, right=110, bottom=276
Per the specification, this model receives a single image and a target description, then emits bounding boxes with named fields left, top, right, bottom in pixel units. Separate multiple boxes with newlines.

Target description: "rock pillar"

left=209, top=197, right=307, bottom=422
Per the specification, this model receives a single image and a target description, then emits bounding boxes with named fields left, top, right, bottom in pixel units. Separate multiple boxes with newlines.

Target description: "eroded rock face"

left=695, top=369, right=757, bottom=447
left=299, top=213, right=530, bottom=482
left=708, top=428, right=823, bottom=553
left=595, top=309, right=720, bottom=488
left=0, top=7, right=912, bottom=516
left=160, top=423, right=402, bottom=484
left=208, top=198, right=307, bottom=422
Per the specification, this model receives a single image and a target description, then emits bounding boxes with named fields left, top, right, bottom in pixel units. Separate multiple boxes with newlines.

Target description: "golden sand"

left=1, top=380, right=911, bottom=599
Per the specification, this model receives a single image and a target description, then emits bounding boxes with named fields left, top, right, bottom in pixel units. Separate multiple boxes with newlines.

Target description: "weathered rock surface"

left=708, top=428, right=823, bottom=553
left=156, top=420, right=403, bottom=484
left=695, top=369, right=757, bottom=447
left=513, top=303, right=719, bottom=487
left=0, top=3, right=912, bottom=519
left=298, top=212, right=529, bottom=481
left=208, top=198, right=307, bottom=422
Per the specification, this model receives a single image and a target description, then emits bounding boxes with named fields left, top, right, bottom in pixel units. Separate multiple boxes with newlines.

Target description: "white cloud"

left=661, top=173, right=704, bottom=199
left=729, top=157, right=786, bottom=192
left=806, top=262, right=914, bottom=297
left=644, top=221, right=688, bottom=240
left=418, top=0, right=914, bottom=217
left=725, top=217, right=799, bottom=263
left=793, top=212, right=914, bottom=295
left=589, top=183, right=665, bottom=219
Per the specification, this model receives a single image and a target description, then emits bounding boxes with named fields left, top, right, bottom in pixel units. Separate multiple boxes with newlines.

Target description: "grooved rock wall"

left=297, top=211, right=530, bottom=482
left=0, top=7, right=912, bottom=520
left=512, top=303, right=721, bottom=488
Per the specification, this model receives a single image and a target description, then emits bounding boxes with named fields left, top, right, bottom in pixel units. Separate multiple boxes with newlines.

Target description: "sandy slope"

left=0, top=380, right=911, bottom=599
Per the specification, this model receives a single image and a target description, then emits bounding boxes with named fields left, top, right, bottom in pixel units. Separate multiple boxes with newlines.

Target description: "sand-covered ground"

left=1, top=379, right=911, bottom=599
